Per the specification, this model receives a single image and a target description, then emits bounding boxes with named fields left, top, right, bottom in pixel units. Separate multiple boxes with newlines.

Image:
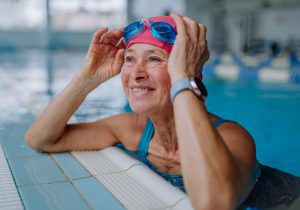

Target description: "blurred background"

left=1, top=0, right=300, bottom=53
left=0, top=0, right=300, bottom=175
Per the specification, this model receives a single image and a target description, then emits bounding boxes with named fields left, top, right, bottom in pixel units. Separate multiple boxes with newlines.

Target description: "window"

left=0, top=0, right=45, bottom=30
left=0, top=0, right=126, bottom=31
left=50, top=0, right=126, bottom=31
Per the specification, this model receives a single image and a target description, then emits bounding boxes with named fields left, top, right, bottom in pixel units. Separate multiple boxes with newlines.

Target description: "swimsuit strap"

left=137, top=119, right=155, bottom=153
left=252, top=162, right=261, bottom=183
left=212, top=118, right=232, bottom=127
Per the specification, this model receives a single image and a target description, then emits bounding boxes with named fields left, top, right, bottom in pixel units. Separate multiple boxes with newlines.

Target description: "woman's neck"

left=149, top=109, right=179, bottom=159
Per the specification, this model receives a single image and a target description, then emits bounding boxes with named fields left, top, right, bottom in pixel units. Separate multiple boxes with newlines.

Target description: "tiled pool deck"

left=0, top=112, right=125, bottom=210
left=0, top=111, right=193, bottom=210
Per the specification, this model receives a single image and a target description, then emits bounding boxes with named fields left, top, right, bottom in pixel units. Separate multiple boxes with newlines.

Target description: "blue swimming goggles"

left=123, top=19, right=177, bottom=45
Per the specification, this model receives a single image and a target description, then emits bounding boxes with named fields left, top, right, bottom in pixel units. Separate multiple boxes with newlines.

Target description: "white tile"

left=0, top=145, right=23, bottom=210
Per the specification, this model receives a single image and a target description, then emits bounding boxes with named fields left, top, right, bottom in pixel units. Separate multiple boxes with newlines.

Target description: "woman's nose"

left=133, top=63, right=149, bottom=81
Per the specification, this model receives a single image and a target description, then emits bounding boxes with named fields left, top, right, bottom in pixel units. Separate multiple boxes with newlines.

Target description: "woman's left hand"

left=168, top=13, right=209, bottom=83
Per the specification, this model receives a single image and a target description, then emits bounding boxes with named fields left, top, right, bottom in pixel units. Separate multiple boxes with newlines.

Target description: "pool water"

left=1, top=49, right=300, bottom=178
left=205, top=78, right=300, bottom=176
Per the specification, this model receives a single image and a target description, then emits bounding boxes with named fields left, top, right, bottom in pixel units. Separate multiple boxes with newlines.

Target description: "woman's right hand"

left=81, top=28, right=125, bottom=89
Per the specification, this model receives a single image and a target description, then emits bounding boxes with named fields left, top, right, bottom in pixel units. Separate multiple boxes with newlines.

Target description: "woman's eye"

left=125, top=56, right=135, bottom=63
left=149, top=56, right=161, bottom=62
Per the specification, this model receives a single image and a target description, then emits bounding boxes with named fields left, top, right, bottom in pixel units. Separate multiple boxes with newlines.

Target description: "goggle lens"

left=124, top=21, right=145, bottom=43
left=151, top=22, right=176, bottom=45
left=153, top=25, right=170, bottom=33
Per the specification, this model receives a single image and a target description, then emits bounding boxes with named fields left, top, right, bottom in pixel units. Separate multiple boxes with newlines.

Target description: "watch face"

left=190, top=80, right=202, bottom=96
left=193, top=76, right=208, bottom=97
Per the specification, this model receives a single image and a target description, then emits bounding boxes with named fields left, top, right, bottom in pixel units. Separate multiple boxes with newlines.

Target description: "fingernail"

left=116, top=37, right=124, bottom=47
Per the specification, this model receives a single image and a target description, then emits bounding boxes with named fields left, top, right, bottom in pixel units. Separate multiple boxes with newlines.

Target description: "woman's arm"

left=25, top=28, right=125, bottom=152
left=169, top=13, right=256, bottom=210
left=174, top=94, right=255, bottom=210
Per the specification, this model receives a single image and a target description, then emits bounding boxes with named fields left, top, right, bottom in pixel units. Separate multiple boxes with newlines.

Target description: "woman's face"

left=121, top=44, right=171, bottom=114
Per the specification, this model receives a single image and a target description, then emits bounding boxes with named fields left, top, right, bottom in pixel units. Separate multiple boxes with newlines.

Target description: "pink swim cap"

left=125, top=16, right=203, bottom=80
left=125, top=16, right=176, bottom=53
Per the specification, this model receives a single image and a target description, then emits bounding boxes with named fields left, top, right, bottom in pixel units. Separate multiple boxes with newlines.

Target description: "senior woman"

left=26, top=13, right=258, bottom=210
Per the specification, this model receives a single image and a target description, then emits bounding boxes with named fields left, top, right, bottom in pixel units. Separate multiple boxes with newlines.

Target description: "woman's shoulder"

left=208, top=112, right=253, bottom=142
left=104, top=113, right=148, bottom=151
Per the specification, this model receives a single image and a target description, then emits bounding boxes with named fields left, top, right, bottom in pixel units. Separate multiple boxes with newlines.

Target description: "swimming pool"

left=1, top=49, right=299, bottom=177
left=0, top=50, right=300, bottom=176
left=205, top=77, right=300, bottom=176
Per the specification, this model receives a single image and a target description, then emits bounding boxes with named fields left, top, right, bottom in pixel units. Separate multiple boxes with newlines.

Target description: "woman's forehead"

left=126, top=44, right=169, bottom=56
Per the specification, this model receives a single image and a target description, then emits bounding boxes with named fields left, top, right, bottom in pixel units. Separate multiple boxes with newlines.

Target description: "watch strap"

left=170, top=78, right=190, bottom=103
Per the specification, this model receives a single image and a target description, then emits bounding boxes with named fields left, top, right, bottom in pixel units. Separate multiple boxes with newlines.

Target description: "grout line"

left=92, top=163, right=143, bottom=176
left=17, top=180, right=68, bottom=188
left=48, top=153, right=95, bottom=209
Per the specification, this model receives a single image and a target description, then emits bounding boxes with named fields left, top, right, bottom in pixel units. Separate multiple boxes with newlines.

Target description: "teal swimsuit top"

left=136, top=118, right=261, bottom=192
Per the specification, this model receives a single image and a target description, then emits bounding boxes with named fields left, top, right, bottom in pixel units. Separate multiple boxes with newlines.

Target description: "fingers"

left=91, top=28, right=108, bottom=44
left=100, top=29, right=122, bottom=45
left=198, top=23, right=209, bottom=61
left=183, top=16, right=199, bottom=43
left=196, top=24, right=209, bottom=76
left=171, top=13, right=200, bottom=42
left=116, top=37, right=126, bottom=49
left=198, top=24, right=207, bottom=50
left=112, top=48, right=125, bottom=74
left=198, top=24, right=207, bottom=41
left=170, top=13, right=188, bottom=42
left=91, top=27, right=124, bottom=48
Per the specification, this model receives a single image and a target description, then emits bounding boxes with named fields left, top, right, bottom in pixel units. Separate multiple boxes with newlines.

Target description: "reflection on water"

left=0, top=50, right=127, bottom=123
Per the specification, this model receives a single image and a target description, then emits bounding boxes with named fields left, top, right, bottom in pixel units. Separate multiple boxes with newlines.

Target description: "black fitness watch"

left=170, top=76, right=208, bottom=102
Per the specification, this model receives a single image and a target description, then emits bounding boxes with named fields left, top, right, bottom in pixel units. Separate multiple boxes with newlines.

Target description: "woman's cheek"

left=152, top=65, right=171, bottom=84
left=148, top=62, right=166, bottom=69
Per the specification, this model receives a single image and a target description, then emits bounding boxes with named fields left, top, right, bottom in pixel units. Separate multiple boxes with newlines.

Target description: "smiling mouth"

left=131, top=87, right=155, bottom=93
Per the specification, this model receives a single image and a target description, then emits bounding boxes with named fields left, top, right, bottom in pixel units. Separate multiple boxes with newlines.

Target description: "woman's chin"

left=129, top=102, right=155, bottom=114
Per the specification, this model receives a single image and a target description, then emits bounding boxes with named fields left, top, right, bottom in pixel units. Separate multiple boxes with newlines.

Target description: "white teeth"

left=132, top=87, right=150, bottom=92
